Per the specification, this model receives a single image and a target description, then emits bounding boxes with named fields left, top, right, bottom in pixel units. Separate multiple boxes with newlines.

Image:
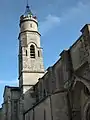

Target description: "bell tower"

left=18, top=4, right=45, bottom=93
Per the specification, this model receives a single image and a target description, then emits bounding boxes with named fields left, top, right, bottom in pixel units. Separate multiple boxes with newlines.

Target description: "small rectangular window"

left=30, top=24, right=32, bottom=27
left=38, top=51, right=40, bottom=57
left=26, top=50, right=27, bottom=56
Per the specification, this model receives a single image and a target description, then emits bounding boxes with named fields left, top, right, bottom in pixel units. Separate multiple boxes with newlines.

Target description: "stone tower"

left=18, top=5, right=45, bottom=93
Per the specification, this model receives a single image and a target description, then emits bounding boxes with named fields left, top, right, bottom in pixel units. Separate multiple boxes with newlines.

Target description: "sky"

left=0, top=0, right=90, bottom=106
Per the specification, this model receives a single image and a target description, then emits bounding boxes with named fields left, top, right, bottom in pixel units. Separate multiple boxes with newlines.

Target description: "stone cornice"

left=18, top=30, right=41, bottom=39
left=22, top=70, right=45, bottom=73
left=18, top=70, right=44, bottom=80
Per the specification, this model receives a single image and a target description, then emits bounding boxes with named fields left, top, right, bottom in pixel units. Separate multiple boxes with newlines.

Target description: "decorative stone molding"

left=83, top=98, right=90, bottom=120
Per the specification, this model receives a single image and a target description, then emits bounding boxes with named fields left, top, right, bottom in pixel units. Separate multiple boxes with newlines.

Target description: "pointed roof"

left=24, top=4, right=33, bottom=17
left=20, top=2, right=37, bottom=22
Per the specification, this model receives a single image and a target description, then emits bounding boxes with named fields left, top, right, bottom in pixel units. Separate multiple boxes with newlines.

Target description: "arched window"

left=30, top=45, right=35, bottom=58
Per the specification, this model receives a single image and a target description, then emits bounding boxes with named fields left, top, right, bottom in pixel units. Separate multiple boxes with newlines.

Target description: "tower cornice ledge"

left=22, top=70, right=45, bottom=73
left=18, top=30, right=41, bottom=39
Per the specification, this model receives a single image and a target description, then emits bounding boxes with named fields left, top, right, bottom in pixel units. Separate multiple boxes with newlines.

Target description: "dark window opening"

left=26, top=50, right=27, bottom=56
left=30, top=45, right=35, bottom=58
left=30, top=24, right=32, bottom=27
left=44, top=109, right=46, bottom=120
left=43, top=89, right=46, bottom=97
left=84, top=86, right=90, bottom=96
left=38, top=50, right=40, bottom=57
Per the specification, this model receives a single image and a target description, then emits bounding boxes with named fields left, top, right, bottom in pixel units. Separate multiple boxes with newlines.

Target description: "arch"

left=30, top=45, right=35, bottom=58
left=83, top=98, right=90, bottom=120
left=71, top=81, right=87, bottom=119
left=86, top=105, right=90, bottom=120
left=71, top=75, right=90, bottom=120
left=72, top=74, right=90, bottom=92
left=28, top=41, right=42, bottom=49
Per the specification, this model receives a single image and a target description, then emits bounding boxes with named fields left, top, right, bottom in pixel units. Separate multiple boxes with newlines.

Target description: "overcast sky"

left=0, top=0, right=90, bottom=106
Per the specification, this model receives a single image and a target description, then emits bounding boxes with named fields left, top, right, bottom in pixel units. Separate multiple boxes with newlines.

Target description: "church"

left=0, top=3, right=90, bottom=120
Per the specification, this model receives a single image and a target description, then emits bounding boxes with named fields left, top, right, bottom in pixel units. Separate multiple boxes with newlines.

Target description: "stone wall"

left=34, top=97, right=51, bottom=120
left=0, top=108, right=2, bottom=120
left=24, top=96, right=51, bottom=120
left=24, top=91, right=69, bottom=120
left=24, top=87, right=36, bottom=112
left=51, top=92, right=69, bottom=120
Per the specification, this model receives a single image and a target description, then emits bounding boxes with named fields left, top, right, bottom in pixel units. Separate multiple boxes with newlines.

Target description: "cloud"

left=60, top=1, right=90, bottom=23
left=39, top=0, right=90, bottom=36
left=39, top=14, right=60, bottom=35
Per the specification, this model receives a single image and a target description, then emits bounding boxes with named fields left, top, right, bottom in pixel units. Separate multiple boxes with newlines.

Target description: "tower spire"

left=26, top=0, right=29, bottom=7
left=24, top=0, right=33, bottom=17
